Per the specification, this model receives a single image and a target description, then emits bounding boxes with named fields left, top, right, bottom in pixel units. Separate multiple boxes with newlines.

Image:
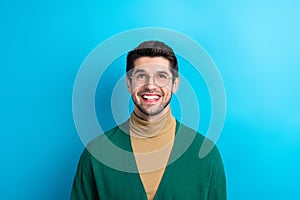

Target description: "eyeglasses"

left=129, top=72, right=173, bottom=87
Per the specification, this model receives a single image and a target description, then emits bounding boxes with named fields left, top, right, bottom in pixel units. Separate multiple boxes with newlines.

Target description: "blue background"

left=1, top=0, right=300, bottom=199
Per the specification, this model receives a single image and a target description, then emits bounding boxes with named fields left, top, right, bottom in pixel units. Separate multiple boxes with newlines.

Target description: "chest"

left=93, top=159, right=211, bottom=200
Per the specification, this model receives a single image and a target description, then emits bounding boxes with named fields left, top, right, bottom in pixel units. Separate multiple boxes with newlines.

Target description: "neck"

left=133, top=106, right=170, bottom=122
left=129, top=109, right=174, bottom=138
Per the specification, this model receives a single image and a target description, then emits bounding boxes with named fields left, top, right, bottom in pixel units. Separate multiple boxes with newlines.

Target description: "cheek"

left=131, top=88, right=141, bottom=103
left=162, top=88, right=172, bottom=101
left=165, top=83, right=173, bottom=91
left=131, top=87, right=139, bottom=95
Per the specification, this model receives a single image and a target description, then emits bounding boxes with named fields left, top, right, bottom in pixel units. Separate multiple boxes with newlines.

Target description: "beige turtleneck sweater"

left=129, top=110, right=176, bottom=200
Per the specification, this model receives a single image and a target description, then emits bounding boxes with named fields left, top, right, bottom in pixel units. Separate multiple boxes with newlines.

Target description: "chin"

left=139, top=106, right=167, bottom=117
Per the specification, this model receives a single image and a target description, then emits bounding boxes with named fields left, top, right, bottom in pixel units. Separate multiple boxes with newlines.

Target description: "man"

left=71, top=41, right=226, bottom=199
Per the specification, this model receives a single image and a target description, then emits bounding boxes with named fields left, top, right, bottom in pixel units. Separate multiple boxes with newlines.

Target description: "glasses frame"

left=129, top=73, right=174, bottom=88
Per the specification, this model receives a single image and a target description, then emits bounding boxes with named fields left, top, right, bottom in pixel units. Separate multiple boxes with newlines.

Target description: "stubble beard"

left=132, top=94, right=172, bottom=117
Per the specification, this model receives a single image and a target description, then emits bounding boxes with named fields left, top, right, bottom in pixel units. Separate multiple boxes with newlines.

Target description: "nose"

left=144, top=76, right=157, bottom=88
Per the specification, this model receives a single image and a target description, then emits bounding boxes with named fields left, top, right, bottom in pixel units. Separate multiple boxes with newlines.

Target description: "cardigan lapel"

left=118, top=121, right=148, bottom=199
left=117, top=120, right=196, bottom=200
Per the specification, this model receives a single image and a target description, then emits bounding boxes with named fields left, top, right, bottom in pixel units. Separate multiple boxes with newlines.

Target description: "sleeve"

left=70, top=150, right=100, bottom=200
left=207, top=148, right=227, bottom=200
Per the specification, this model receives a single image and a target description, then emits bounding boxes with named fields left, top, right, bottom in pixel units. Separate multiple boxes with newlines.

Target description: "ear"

left=172, top=77, right=180, bottom=93
left=126, top=76, right=132, bottom=93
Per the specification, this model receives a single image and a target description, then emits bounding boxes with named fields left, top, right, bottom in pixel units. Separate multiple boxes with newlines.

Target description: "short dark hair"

left=126, top=41, right=178, bottom=77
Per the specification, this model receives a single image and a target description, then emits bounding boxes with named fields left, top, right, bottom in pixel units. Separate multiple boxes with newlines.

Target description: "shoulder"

left=175, top=121, right=222, bottom=161
left=79, top=122, right=131, bottom=164
left=78, top=125, right=121, bottom=158
left=86, top=122, right=130, bottom=150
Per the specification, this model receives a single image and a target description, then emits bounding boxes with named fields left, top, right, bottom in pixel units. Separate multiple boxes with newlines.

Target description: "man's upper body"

left=71, top=41, right=226, bottom=200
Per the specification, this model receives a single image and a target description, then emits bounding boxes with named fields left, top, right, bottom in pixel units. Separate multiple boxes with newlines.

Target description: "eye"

left=136, top=73, right=146, bottom=79
left=157, top=73, right=168, bottom=79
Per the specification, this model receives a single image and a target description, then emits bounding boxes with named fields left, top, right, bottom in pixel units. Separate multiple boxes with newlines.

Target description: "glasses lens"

left=132, top=73, right=147, bottom=86
left=154, top=73, right=169, bottom=87
left=131, top=74, right=170, bottom=87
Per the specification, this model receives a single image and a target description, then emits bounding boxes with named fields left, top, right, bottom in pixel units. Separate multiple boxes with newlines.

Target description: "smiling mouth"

left=142, top=94, right=160, bottom=100
left=141, top=94, right=161, bottom=102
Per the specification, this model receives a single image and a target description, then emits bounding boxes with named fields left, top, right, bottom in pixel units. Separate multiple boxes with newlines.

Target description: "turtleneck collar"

left=129, top=109, right=175, bottom=138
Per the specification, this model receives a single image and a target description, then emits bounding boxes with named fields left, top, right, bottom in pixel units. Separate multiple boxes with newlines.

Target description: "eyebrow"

left=132, top=69, right=146, bottom=75
left=133, top=69, right=171, bottom=75
left=157, top=71, right=169, bottom=75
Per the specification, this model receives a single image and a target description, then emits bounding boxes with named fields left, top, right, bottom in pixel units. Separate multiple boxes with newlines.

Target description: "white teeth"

left=142, top=95, right=159, bottom=100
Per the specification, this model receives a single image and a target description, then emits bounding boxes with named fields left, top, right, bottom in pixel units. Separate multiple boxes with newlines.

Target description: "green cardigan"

left=71, top=121, right=226, bottom=200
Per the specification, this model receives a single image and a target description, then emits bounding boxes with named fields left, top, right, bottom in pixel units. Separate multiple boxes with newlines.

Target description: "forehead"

left=133, top=56, right=171, bottom=74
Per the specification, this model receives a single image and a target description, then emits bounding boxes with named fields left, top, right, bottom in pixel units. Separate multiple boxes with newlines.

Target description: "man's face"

left=126, top=57, right=180, bottom=120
